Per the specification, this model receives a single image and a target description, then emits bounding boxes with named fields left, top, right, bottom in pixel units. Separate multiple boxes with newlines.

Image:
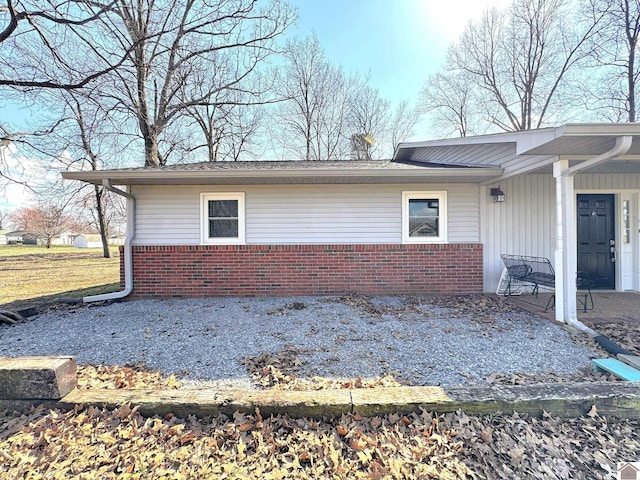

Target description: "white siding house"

left=62, top=123, right=640, bottom=323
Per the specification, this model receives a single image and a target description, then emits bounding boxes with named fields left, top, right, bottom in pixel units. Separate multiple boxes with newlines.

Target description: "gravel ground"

left=0, top=295, right=598, bottom=389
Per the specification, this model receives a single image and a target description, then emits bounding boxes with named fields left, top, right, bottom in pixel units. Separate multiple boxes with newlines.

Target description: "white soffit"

left=394, top=123, right=640, bottom=177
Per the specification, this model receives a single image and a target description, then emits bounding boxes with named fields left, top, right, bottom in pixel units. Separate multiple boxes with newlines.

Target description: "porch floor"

left=503, top=290, right=640, bottom=324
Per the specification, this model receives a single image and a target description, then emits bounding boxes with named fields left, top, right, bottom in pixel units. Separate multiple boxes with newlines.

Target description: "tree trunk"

left=628, top=39, right=636, bottom=122
left=95, top=185, right=111, bottom=259
left=144, top=133, right=160, bottom=167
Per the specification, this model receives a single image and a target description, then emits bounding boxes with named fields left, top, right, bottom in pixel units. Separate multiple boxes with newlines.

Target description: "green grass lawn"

left=0, top=244, right=121, bottom=310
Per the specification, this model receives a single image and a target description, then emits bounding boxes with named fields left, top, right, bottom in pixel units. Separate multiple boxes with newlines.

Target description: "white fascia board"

left=62, top=167, right=504, bottom=185
left=515, top=123, right=640, bottom=155
left=560, top=123, right=640, bottom=136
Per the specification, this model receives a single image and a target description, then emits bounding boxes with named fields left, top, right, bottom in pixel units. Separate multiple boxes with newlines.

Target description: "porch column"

left=553, top=160, right=578, bottom=322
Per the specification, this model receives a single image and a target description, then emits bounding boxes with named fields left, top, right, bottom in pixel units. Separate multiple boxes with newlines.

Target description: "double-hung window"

left=201, top=193, right=245, bottom=244
left=402, top=191, right=447, bottom=243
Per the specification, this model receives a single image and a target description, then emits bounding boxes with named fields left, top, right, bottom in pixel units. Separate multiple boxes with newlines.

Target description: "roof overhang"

left=393, top=123, right=640, bottom=182
left=62, top=165, right=503, bottom=186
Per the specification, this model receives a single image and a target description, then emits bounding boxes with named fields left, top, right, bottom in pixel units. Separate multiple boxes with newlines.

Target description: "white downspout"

left=83, top=179, right=136, bottom=303
left=555, top=135, right=632, bottom=333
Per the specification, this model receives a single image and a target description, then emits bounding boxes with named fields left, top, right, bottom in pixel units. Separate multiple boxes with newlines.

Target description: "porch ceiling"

left=393, top=123, right=640, bottom=179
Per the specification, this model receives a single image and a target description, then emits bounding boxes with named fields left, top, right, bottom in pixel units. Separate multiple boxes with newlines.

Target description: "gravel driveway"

left=0, top=295, right=597, bottom=389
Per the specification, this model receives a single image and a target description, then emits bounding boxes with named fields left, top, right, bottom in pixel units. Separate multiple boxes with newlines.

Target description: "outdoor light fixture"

left=491, top=187, right=505, bottom=203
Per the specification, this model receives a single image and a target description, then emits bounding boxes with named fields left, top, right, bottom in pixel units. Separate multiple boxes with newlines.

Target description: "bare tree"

left=0, top=1, right=130, bottom=198
left=582, top=0, right=640, bottom=122
left=347, top=82, right=390, bottom=160
left=187, top=91, right=264, bottom=162
left=0, top=0, right=119, bottom=89
left=9, top=203, right=72, bottom=247
left=388, top=100, right=421, bottom=148
left=446, top=0, right=603, bottom=131
left=89, top=0, right=294, bottom=167
left=0, top=208, right=9, bottom=229
left=64, top=95, right=115, bottom=257
left=272, top=34, right=353, bottom=160
left=420, top=71, right=480, bottom=137
left=273, top=35, right=421, bottom=160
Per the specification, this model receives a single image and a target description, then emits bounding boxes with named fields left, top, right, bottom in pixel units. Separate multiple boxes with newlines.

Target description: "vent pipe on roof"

left=82, top=179, right=136, bottom=303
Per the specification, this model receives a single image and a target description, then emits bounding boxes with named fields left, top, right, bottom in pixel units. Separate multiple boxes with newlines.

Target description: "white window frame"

left=402, top=191, right=448, bottom=244
left=200, top=192, right=246, bottom=245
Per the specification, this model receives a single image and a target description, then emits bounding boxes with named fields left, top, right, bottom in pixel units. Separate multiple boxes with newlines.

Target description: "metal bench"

left=500, top=254, right=594, bottom=313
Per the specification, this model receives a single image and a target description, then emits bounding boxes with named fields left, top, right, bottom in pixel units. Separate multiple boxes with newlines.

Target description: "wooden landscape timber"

left=59, top=382, right=640, bottom=419
left=0, top=356, right=77, bottom=400
left=2, top=357, right=640, bottom=419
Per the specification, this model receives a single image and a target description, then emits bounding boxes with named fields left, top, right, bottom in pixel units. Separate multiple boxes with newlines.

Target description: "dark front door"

left=577, top=194, right=615, bottom=289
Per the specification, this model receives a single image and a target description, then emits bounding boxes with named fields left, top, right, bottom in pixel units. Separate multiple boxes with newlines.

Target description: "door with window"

left=577, top=194, right=615, bottom=289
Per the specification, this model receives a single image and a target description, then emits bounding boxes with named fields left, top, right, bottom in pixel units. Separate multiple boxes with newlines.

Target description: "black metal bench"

left=500, top=254, right=594, bottom=313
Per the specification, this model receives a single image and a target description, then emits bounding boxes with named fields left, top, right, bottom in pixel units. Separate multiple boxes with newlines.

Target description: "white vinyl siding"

left=482, top=175, right=556, bottom=293
left=132, top=184, right=480, bottom=245
left=481, top=173, right=640, bottom=293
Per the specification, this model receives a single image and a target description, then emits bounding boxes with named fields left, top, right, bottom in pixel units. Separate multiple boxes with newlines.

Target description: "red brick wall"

left=120, top=244, right=483, bottom=297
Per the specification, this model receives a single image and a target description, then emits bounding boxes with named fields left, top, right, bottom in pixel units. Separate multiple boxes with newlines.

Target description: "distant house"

left=5, top=230, right=37, bottom=245
left=0, top=229, right=8, bottom=245
left=109, top=235, right=126, bottom=245
left=49, top=231, right=76, bottom=246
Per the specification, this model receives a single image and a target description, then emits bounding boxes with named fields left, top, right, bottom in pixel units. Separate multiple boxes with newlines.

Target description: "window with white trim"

left=201, top=193, right=245, bottom=244
left=402, top=191, right=447, bottom=243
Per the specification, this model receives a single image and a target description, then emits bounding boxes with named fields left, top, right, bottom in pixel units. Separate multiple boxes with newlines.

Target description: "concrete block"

left=0, top=356, right=77, bottom=400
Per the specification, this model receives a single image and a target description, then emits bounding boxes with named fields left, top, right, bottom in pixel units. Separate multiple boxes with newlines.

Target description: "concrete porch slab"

left=502, top=291, right=640, bottom=323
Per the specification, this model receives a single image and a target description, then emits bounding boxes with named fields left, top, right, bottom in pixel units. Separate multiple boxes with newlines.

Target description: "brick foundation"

left=120, top=244, right=483, bottom=297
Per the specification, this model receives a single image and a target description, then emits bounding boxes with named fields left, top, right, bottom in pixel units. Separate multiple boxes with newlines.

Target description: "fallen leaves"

left=241, top=348, right=403, bottom=391
left=453, top=409, right=640, bottom=479
left=0, top=407, right=453, bottom=478
left=1, top=403, right=639, bottom=479
left=485, top=367, right=619, bottom=386
left=337, top=294, right=521, bottom=325
left=582, top=318, right=640, bottom=356
left=77, top=364, right=181, bottom=390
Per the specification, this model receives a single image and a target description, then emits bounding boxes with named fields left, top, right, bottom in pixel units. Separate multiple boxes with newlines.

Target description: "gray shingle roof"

left=99, top=159, right=432, bottom=173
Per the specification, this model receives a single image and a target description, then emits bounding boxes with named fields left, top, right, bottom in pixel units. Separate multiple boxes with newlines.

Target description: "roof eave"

left=62, top=167, right=504, bottom=185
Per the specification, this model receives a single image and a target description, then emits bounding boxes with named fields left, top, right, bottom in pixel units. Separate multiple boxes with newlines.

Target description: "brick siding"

left=120, top=244, right=483, bottom=297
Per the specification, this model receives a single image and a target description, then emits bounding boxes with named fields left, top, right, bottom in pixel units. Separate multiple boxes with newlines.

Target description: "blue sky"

left=286, top=0, right=512, bottom=107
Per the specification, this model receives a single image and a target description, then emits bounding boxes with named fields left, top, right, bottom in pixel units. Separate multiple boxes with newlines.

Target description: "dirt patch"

left=336, top=294, right=523, bottom=325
